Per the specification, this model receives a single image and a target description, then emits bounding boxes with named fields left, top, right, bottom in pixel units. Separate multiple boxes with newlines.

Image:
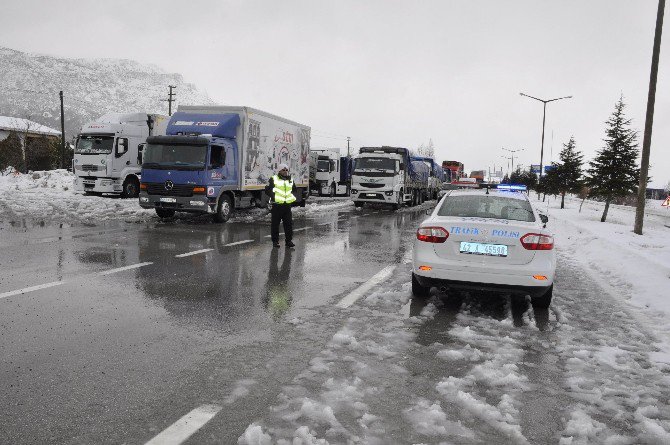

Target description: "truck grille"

left=145, top=182, right=194, bottom=197
left=78, top=164, right=102, bottom=172
left=361, top=183, right=385, bottom=188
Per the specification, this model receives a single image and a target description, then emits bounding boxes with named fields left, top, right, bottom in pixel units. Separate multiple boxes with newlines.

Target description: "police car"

left=412, top=185, right=556, bottom=308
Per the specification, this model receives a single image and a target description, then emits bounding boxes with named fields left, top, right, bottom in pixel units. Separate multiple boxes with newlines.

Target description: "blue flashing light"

left=497, top=184, right=527, bottom=192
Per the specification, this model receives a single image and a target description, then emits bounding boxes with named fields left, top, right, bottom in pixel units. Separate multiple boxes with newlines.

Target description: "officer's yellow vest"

left=272, top=175, right=296, bottom=204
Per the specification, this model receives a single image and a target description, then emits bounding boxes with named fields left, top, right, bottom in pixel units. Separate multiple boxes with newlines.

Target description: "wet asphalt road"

left=0, top=202, right=428, bottom=444
left=2, top=201, right=669, bottom=444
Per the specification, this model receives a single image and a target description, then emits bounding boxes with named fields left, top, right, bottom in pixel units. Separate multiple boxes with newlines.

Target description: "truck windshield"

left=317, top=159, right=330, bottom=172
left=76, top=135, right=114, bottom=154
left=355, top=157, right=396, bottom=171
left=142, top=144, right=207, bottom=170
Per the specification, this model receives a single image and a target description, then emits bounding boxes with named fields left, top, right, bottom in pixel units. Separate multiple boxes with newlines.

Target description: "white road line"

left=175, top=249, right=213, bottom=258
left=0, top=281, right=65, bottom=300
left=264, top=233, right=283, bottom=238
left=224, top=239, right=255, bottom=247
left=99, top=262, right=153, bottom=275
left=144, top=404, right=222, bottom=445
left=293, top=227, right=313, bottom=232
left=336, top=265, right=396, bottom=308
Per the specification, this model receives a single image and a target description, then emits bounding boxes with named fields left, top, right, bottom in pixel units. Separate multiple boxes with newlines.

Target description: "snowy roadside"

left=0, top=170, right=354, bottom=224
left=535, top=194, right=670, bottom=366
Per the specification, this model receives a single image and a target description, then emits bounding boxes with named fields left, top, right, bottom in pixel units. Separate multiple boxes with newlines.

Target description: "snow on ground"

left=0, top=169, right=354, bottom=224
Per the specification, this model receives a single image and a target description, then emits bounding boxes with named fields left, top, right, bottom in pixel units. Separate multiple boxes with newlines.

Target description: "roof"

left=0, top=116, right=61, bottom=136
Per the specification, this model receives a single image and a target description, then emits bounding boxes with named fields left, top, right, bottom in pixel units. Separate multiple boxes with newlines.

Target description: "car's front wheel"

left=411, top=273, right=431, bottom=299
left=531, top=285, right=553, bottom=309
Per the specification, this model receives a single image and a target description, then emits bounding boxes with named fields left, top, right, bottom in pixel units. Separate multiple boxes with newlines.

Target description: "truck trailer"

left=350, top=146, right=429, bottom=210
left=73, top=113, right=168, bottom=197
left=138, top=106, right=310, bottom=222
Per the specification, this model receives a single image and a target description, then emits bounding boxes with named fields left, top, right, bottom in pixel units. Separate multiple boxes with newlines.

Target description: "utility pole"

left=635, top=0, right=665, bottom=235
left=59, top=91, right=66, bottom=169
left=347, top=136, right=351, bottom=157
left=163, top=85, right=177, bottom=116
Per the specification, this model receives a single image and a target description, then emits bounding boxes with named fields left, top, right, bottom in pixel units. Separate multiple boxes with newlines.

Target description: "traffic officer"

left=265, top=163, right=296, bottom=248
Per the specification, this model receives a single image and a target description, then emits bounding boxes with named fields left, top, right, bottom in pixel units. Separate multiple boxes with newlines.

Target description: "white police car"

left=412, top=185, right=556, bottom=308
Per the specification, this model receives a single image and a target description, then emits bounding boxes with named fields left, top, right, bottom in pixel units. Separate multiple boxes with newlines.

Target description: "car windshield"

left=142, top=144, right=207, bottom=170
left=355, top=157, right=395, bottom=171
left=437, top=194, right=536, bottom=222
left=76, top=135, right=114, bottom=154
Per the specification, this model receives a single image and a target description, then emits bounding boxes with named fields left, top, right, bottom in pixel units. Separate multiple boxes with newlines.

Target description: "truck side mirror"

left=137, top=143, right=145, bottom=164
left=115, top=138, right=128, bottom=158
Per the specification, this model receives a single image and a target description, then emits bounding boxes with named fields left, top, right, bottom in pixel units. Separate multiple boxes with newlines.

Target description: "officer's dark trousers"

left=270, top=204, right=293, bottom=243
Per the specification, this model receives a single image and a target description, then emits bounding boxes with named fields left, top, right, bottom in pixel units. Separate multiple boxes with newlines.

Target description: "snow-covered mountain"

left=0, top=46, right=214, bottom=139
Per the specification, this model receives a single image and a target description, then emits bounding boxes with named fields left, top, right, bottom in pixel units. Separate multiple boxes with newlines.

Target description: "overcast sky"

left=2, top=0, right=669, bottom=187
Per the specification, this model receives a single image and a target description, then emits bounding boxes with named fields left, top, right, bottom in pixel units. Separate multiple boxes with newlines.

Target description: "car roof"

left=444, top=189, right=530, bottom=201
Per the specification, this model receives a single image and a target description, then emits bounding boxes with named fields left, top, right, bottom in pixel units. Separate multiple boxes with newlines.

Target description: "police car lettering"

left=491, top=229, right=520, bottom=238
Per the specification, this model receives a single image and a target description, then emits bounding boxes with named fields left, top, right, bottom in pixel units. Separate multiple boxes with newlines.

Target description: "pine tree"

left=538, top=163, right=560, bottom=201
left=556, top=136, right=584, bottom=209
left=586, top=97, right=640, bottom=222
left=0, top=131, right=25, bottom=174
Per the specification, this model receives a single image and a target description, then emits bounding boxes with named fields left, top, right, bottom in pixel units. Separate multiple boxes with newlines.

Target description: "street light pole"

left=520, top=93, right=572, bottom=178
left=502, top=147, right=523, bottom=174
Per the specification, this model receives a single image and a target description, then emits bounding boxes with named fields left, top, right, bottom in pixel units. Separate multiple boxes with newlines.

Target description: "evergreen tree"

left=0, top=132, right=25, bottom=174
left=586, top=97, right=640, bottom=222
left=556, top=136, right=584, bottom=209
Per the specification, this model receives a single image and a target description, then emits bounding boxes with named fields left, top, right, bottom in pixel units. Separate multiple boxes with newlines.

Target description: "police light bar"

left=497, top=184, right=527, bottom=191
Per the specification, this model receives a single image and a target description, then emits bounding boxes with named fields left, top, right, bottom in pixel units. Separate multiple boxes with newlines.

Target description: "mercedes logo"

left=164, top=180, right=174, bottom=191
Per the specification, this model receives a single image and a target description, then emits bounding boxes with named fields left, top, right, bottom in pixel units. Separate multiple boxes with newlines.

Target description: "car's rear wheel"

left=411, top=273, right=431, bottom=299
left=531, top=285, right=553, bottom=309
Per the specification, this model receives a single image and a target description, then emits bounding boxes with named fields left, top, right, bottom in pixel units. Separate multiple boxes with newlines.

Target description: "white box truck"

left=309, top=148, right=351, bottom=197
left=73, top=113, right=168, bottom=197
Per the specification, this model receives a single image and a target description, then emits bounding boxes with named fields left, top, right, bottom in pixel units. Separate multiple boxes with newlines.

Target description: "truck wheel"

left=156, top=208, right=175, bottom=218
left=354, top=201, right=364, bottom=208
left=412, top=273, right=431, bottom=299
left=122, top=176, right=140, bottom=198
left=213, top=194, right=233, bottom=223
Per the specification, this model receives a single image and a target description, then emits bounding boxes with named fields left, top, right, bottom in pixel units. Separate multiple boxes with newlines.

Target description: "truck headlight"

left=351, top=189, right=358, bottom=194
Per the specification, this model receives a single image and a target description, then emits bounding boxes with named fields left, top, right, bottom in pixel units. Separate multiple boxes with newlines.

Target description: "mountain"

left=0, top=46, right=214, bottom=140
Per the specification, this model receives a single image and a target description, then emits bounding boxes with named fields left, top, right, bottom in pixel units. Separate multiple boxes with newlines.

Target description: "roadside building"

left=0, top=116, right=61, bottom=145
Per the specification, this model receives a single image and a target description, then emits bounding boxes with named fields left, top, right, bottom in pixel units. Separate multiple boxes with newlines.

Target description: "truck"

left=309, top=148, right=352, bottom=197
left=442, top=160, right=464, bottom=181
left=73, top=113, right=169, bottom=197
left=469, top=170, right=486, bottom=183
left=417, top=157, right=447, bottom=199
left=350, top=146, right=429, bottom=210
left=138, top=106, right=310, bottom=222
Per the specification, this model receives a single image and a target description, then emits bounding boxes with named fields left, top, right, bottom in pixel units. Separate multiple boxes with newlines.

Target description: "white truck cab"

left=310, top=148, right=349, bottom=196
left=73, top=113, right=168, bottom=197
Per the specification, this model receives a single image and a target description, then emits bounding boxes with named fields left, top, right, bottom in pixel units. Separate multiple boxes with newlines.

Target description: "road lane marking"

left=144, top=404, right=222, bottom=445
left=175, top=249, right=213, bottom=258
left=263, top=227, right=311, bottom=238
left=336, top=265, right=396, bottom=308
left=0, top=281, right=65, bottom=300
left=224, top=239, right=255, bottom=247
left=99, top=262, right=153, bottom=275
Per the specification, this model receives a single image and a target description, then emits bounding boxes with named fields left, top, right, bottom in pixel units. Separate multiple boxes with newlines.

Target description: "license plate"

left=459, top=241, right=508, bottom=257
left=159, top=197, right=176, bottom=203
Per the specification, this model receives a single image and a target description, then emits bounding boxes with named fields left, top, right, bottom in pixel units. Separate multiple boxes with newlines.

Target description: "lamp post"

left=501, top=155, right=512, bottom=177
left=502, top=147, right=523, bottom=174
left=519, top=93, right=572, bottom=178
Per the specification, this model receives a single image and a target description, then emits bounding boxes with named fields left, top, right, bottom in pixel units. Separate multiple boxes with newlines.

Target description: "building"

left=0, top=116, right=61, bottom=145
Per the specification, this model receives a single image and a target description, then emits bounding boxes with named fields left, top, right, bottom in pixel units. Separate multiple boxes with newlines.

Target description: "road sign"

left=662, top=196, right=670, bottom=207
left=530, top=164, right=541, bottom=173
left=544, top=165, right=556, bottom=172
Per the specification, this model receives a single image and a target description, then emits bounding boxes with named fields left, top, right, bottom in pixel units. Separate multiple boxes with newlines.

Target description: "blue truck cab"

left=139, top=107, right=311, bottom=222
